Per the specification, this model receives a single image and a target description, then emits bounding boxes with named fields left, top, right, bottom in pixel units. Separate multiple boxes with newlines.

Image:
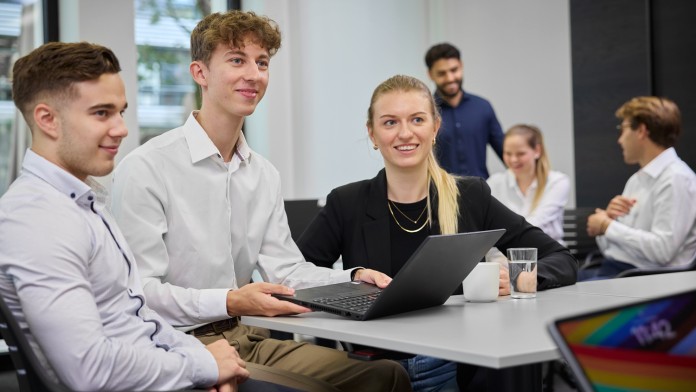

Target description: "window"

left=134, top=0, right=214, bottom=143
left=0, top=0, right=43, bottom=196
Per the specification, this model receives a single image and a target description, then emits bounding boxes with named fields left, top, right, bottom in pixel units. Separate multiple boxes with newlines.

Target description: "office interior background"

left=0, top=0, right=694, bottom=209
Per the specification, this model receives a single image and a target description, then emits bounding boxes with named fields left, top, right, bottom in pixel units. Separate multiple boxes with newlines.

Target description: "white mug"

left=463, top=263, right=500, bottom=302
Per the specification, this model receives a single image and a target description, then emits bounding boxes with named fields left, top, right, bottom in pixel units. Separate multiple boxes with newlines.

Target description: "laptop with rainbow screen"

left=547, top=289, right=696, bottom=392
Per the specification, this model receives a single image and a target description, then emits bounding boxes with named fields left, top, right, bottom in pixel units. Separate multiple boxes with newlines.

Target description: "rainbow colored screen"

left=557, top=290, right=696, bottom=392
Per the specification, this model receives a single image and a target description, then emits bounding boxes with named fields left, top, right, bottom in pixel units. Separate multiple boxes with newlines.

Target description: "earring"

left=373, top=145, right=379, bottom=150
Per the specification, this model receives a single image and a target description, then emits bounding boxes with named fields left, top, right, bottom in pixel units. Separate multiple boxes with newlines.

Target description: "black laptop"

left=547, top=288, right=696, bottom=392
left=274, top=229, right=505, bottom=320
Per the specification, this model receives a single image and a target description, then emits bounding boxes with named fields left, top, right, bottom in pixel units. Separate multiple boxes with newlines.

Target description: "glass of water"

left=507, top=248, right=537, bottom=299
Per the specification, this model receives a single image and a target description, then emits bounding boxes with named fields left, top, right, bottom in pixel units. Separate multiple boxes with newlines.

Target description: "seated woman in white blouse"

left=487, top=124, right=570, bottom=243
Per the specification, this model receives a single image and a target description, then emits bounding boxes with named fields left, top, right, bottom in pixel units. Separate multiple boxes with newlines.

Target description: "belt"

left=189, top=318, right=238, bottom=337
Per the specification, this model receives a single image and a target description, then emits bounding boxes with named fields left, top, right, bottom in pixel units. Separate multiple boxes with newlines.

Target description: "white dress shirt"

left=111, top=112, right=352, bottom=329
left=487, top=170, right=569, bottom=242
left=0, top=150, right=217, bottom=391
left=597, top=148, right=696, bottom=268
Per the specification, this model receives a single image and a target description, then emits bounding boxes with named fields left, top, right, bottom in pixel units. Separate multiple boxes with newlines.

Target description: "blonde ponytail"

left=427, top=152, right=460, bottom=234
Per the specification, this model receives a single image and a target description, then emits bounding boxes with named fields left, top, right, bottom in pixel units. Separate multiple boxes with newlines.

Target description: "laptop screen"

left=551, top=289, right=696, bottom=392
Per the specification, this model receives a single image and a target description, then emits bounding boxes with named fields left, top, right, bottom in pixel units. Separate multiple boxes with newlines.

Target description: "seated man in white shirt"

left=110, top=10, right=411, bottom=392
left=0, top=42, right=249, bottom=391
left=582, top=96, right=696, bottom=280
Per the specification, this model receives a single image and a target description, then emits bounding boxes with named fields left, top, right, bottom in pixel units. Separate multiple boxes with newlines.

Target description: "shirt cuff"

left=198, top=288, right=233, bottom=320
left=603, top=219, right=622, bottom=241
left=185, top=345, right=219, bottom=388
left=330, top=268, right=354, bottom=283
left=350, top=267, right=364, bottom=281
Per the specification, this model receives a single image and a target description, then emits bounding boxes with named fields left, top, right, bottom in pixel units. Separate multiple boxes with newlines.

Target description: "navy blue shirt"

left=434, top=91, right=504, bottom=178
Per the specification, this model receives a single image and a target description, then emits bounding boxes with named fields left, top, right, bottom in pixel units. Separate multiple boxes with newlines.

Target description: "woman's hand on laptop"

left=353, top=268, right=393, bottom=288
left=226, top=282, right=311, bottom=317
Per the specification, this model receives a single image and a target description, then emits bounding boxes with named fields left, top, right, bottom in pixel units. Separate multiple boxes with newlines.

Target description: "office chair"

left=0, top=295, right=70, bottom=392
left=561, top=207, right=600, bottom=267
left=283, top=199, right=324, bottom=242
left=0, top=294, right=309, bottom=392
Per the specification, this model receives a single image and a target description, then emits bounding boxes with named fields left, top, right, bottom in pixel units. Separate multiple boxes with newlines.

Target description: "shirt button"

left=70, top=193, right=76, bottom=198
left=455, top=122, right=461, bottom=128
left=128, top=289, right=133, bottom=295
left=88, top=196, right=94, bottom=201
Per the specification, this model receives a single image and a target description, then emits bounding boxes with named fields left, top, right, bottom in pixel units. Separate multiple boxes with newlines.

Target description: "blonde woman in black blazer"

left=297, top=75, right=577, bottom=391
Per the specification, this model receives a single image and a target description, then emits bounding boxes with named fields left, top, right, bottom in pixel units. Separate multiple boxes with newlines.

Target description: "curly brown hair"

left=12, top=41, right=121, bottom=122
left=191, top=10, right=281, bottom=65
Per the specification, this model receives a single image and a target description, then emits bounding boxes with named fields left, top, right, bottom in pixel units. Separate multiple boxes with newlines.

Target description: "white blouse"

left=487, top=170, right=570, bottom=243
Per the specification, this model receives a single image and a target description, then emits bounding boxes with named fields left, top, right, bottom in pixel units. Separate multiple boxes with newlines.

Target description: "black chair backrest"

left=0, top=295, right=70, bottom=392
left=562, top=207, right=599, bottom=262
left=284, top=199, right=323, bottom=241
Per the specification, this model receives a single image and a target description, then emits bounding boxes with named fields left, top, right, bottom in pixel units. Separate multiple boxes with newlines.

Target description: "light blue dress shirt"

left=0, top=150, right=217, bottom=391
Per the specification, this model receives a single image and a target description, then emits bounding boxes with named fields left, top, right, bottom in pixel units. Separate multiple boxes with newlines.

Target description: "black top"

left=297, top=169, right=578, bottom=292
left=387, top=198, right=431, bottom=275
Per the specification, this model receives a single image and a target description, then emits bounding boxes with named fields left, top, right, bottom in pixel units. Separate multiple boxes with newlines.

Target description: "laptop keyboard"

left=312, top=290, right=382, bottom=313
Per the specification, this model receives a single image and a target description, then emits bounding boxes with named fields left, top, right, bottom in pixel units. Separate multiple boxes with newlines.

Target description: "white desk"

left=552, top=270, right=696, bottom=298
left=243, top=273, right=696, bottom=369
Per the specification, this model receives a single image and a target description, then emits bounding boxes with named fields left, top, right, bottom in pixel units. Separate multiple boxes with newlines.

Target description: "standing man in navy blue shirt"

left=425, top=43, right=504, bottom=178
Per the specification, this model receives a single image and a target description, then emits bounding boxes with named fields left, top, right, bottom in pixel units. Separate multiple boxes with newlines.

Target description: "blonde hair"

left=366, top=75, right=460, bottom=234
left=505, top=124, right=550, bottom=212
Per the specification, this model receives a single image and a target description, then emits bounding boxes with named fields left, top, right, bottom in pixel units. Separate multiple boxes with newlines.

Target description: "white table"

left=552, top=270, right=696, bottom=298
left=243, top=272, right=696, bottom=369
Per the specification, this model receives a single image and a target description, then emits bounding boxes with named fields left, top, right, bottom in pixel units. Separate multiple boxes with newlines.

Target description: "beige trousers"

left=195, top=322, right=412, bottom=392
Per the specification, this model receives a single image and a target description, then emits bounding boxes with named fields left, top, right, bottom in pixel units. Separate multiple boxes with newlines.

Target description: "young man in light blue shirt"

left=0, top=41, right=248, bottom=391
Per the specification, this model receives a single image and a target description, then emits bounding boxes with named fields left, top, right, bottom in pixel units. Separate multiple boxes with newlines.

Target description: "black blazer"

left=297, top=169, right=578, bottom=291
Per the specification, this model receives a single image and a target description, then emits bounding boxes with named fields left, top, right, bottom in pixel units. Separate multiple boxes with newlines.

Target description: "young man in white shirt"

left=582, top=96, right=696, bottom=280
left=110, top=10, right=411, bottom=392
left=0, top=42, right=249, bottom=391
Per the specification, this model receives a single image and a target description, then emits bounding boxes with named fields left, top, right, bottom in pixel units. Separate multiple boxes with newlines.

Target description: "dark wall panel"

left=570, top=0, right=651, bottom=208
left=651, top=1, right=696, bottom=171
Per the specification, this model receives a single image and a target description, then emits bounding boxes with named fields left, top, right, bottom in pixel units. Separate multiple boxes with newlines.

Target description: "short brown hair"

left=12, top=41, right=121, bottom=122
left=191, top=10, right=281, bottom=65
left=615, top=96, right=682, bottom=148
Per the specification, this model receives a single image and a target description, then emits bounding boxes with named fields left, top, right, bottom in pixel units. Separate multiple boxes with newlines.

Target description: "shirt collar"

left=641, top=147, right=678, bottom=179
left=504, top=169, right=538, bottom=190
left=433, top=89, right=469, bottom=108
left=22, top=149, right=100, bottom=208
left=182, top=111, right=252, bottom=165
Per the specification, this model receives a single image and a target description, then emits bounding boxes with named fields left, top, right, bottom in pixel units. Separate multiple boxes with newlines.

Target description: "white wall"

left=58, top=0, right=575, bottom=206
left=244, top=0, right=431, bottom=198
left=429, top=0, right=575, bottom=206
left=243, top=0, right=576, bottom=206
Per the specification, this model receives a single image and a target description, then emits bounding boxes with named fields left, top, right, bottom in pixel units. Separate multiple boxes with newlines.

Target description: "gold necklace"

left=387, top=202, right=429, bottom=233
left=389, top=200, right=427, bottom=224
